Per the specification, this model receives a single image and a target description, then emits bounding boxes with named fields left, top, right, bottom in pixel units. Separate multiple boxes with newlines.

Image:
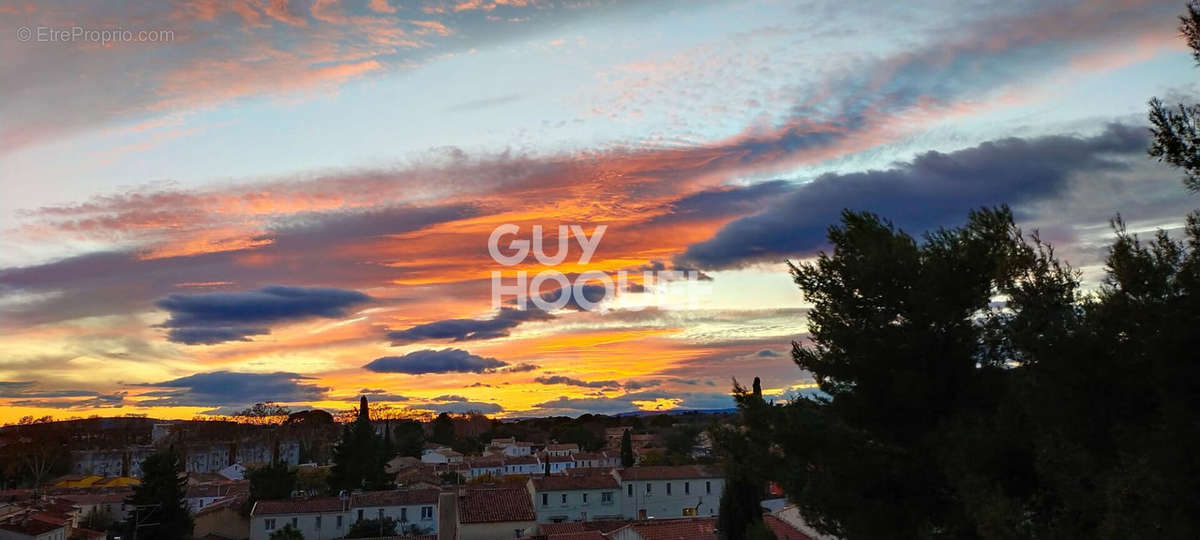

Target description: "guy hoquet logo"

left=488, top=224, right=709, bottom=312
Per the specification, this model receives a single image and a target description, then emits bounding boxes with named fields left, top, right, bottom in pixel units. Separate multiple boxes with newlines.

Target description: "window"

left=601, top=491, right=613, bottom=504
left=264, top=519, right=276, bottom=531
left=357, top=509, right=364, bottom=521
left=336, top=516, right=343, bottom=528
left=582, top=493, right=588, bottom=504
left=685, top=481, right=690, bottom=494
left=627, top=483, right=633, bottom=497
left=542, top=493, right=549, bottom=506
left=646, top=483, right=652, bottom=494
left=683, top=507, right=697, bottom=516
left=561, top=493, right=567, bottom=505
left=315, top=516, right=321, bottom=530
left=378, top=509, right=384, bottom=519
left=667, top=482, right=672, bottom=495
left=422, top=506, right=434, bottom=520
left=290, top=517, right=298, bottom=527
left=706, top=481, right=711, bottom=494
left=401, top=507, right=408, bottom=522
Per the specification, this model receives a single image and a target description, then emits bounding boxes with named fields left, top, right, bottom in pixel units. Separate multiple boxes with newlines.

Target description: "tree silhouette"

left=329, top=396, right=392, bottom=491
left=1149, top=1, right=1200, bottom=191
left=620, top=429, right=634, bottom=467
left=123, top=449, right=193, bottom=540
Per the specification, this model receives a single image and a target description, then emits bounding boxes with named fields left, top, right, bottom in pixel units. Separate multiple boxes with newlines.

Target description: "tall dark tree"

left=329, top=396, right=392, bottom=491
left=244, top=461, right=296, bottom=515
left=123, top=449, right=193, bottom=540
left=392, top=419, right=425, bottom=459
left=619, top=429, right=635, bottom=467
left=1149, top=1, right=1200, bottom=191
left=734, top=202, right=1200, bottom=538
left=431, top=412, right=455, bottom=445
left=716, top=378, right=771, bottom=540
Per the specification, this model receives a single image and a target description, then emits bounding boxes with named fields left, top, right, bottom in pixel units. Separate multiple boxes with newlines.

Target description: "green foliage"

left=329, top=396, right=394, bottom=491
left=245, top=461, right=296, bottom=515
left=716, top=378, right=770, bottom=540
left=1149, top=1, right=1200, bottom=191
left=731, top=206, right=1200, bottom=539
left=620, top=429, right=635, bottom=467
left=392, top=419, right=425, bottom=459
left=269, top=524, right=305, bottom=540
left=346, top=517, right=398, bottom=538
left=550, top=423, right=604, bottom=451
left=431, top=413, right=455, bottom=445
left=123, top=449, right=193, bottom=540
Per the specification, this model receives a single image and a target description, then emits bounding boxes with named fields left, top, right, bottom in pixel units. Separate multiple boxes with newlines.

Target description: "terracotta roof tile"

left=531, top=475, right=618, bottom=491
left=617, top=465, right=720, bottom=481
left=458, top=487, right=535, bottom=524
left=351, top=488, right=440, bottom=507
left=626, top=518, right=717, bottom=540
left=252, top=497, right=346, bottom=515
left=763, top=514, right=813, bottom=540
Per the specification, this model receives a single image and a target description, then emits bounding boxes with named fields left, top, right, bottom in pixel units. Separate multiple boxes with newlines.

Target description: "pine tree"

left=329, top=396, right=392, bottom=491
left=123, top=449, right=193, bottom=540
left=620, top=429, right=634, bottom=467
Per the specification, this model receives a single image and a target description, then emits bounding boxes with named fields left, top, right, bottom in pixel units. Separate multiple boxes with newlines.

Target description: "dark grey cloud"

left=501, top=363, right=540, bottom=373
left=165, top=326, right=270, bottom=345
left=0, top=381, right=125, bottom=409
left=156, top=285, right=371, bottom=345
left=622, top=379, right=663, bottom=391
left=137, top=370, right=329, bottom=407
left=530, top=390, right=736, bottom=416
left=411, top=401, right=504, bottom=414
left=357, top=389, right=411, bottom=402
left=679, top=124, right=1149, bottom=269
left=387, top=307, right=553, bottom=344
left=268, top=204, right=480, bottom=247
left=363, top=348, right=508, bottom=374
left=432, top=394, right=469, bottom=402
left=534, top=376, right=622, bottom=389
left=757, top=349, right=783, bottom=357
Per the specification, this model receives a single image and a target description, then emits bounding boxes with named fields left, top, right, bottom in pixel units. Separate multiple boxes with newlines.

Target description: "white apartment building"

left=528, top=474, right=623, bottom=523
left=616, top=465, right=723, bottom=520
left=504, top=455, right=542, bottom=476
left=349, top=489, right=439, bottom=536
left=250, top=488, right=440, bottom=540
left=250, top=497, right=348, bottom=540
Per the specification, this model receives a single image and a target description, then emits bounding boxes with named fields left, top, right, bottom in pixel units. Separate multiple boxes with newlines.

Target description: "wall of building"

left=457, top=520, right=535, bottom=540
left=531, top=488, right=623, bottom=522
left=250, top=511, right=347, bottom=540
left=620, top=477, right=723, bottom=520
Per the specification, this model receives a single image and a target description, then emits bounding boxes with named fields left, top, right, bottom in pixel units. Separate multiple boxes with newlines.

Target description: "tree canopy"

left=725, top=205, right=1200, bottom=538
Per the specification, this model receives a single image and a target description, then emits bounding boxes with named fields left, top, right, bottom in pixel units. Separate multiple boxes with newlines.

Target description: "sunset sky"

left=1, top=0, right=1198, bottom=423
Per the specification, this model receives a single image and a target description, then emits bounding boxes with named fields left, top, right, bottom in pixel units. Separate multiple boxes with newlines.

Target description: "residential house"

left=616, top=466, right=723, bottom=520
left=464, top=456, right=505, bottom=481
left=545, top=455, right=575, bottom=474
left=0, top=519, right=67, bottom=540
left=572, top=452, right=618, bottom=469
left=349, top=489, right=439, bottom=535
left=249, top=497, right=348, bottom=540
left=503, top=455, right=542, bottom=476
left=456, top=487, right=536, bottom=540
left=528, top=474, right=622, bottom=523
left=607, top=517, right=717, bottom=540
left=421, top=447, right=463, bottom=464
left=545, top=444, right=579, bottom=457
left=193, top=496, right=250, bottom=540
